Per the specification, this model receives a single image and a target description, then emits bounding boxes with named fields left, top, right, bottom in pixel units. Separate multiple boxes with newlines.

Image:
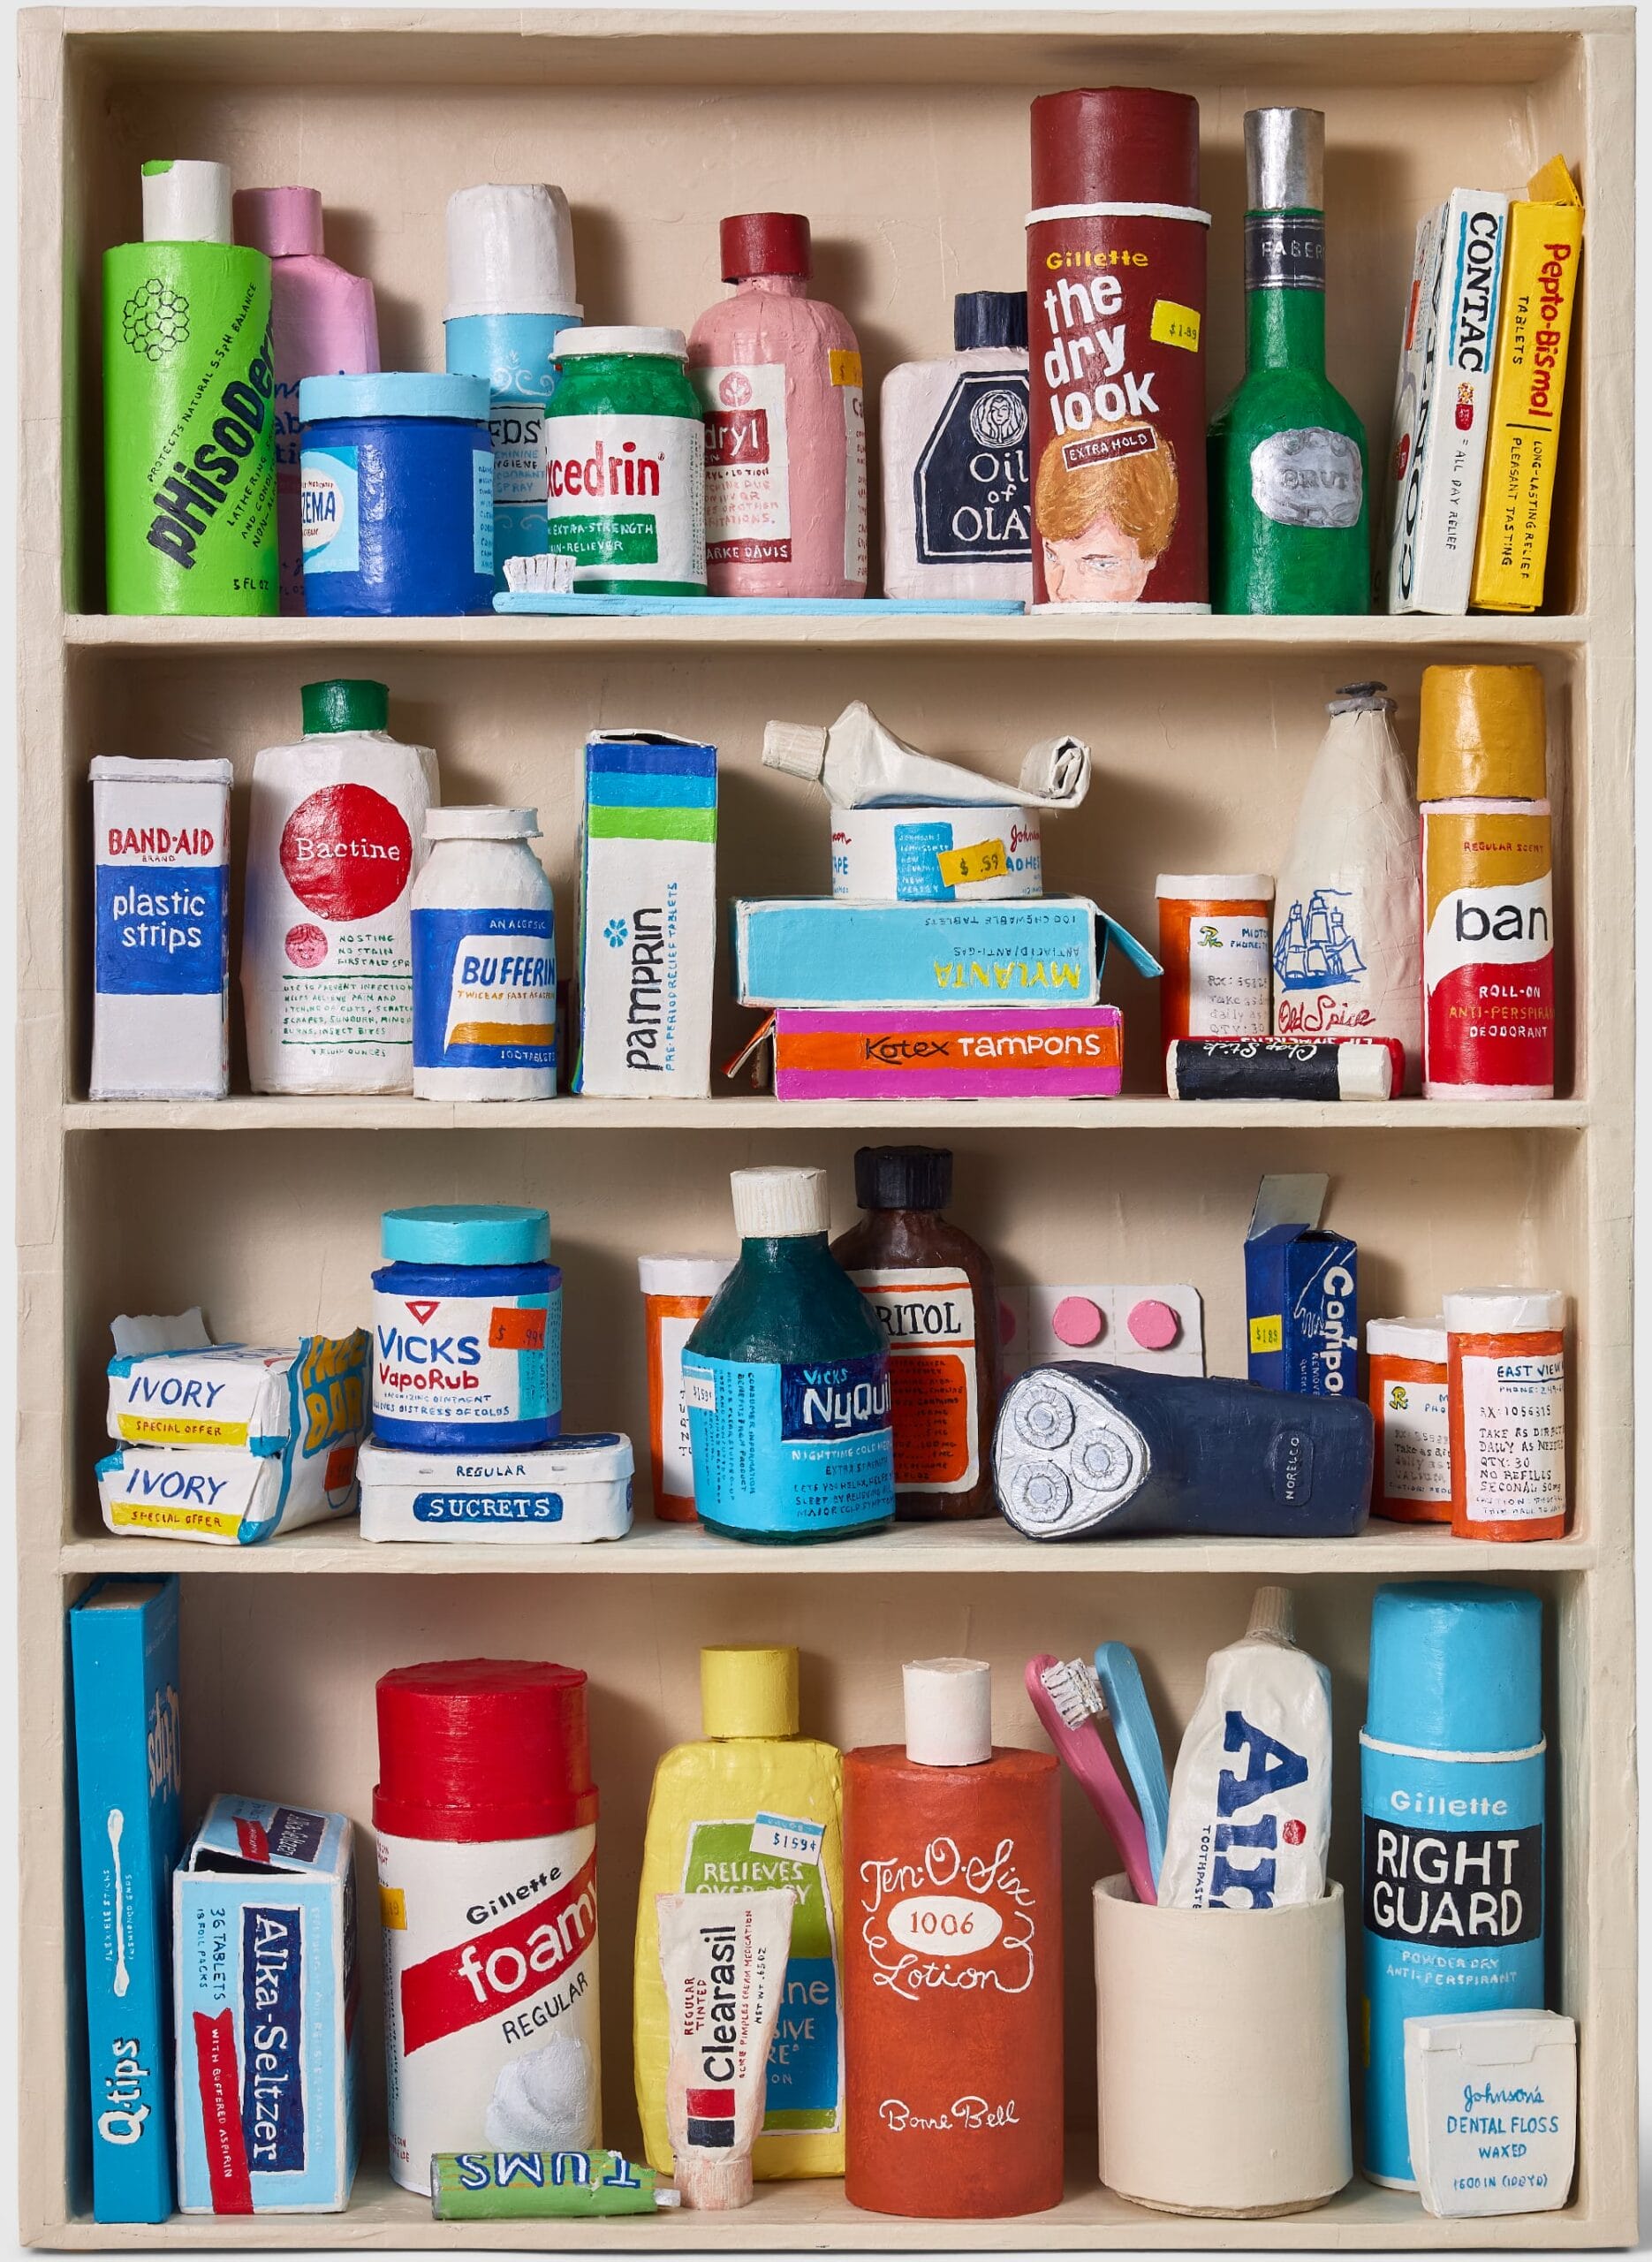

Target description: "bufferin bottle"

left=1209, top=109, right=1368, bottom=614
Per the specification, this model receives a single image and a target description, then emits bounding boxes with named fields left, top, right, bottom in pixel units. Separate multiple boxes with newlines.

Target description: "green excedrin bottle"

left=104, top=162, right=277, bottom=615
left=684, top=1166, right=895, bottom=1543
left=1209, top=110, right=1368, bottom=614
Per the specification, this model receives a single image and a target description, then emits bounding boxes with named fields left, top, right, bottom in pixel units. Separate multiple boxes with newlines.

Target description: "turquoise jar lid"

left=1367, top=1582, right=1542, bottom=1755
left=382, top=1204, right=550, bottom=1267
left=299, top=371, right=490, bottom=425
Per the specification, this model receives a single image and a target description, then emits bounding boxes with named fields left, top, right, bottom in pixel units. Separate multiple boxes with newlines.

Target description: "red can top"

left=374, top=1657, right=597, bottom=1843
left=721, top=211, right=812, bottom=282
left=1030, top=87, right=1201, bottom=213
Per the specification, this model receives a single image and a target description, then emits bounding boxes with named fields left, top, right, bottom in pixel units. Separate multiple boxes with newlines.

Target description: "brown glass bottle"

left=830, top=1146, right=999, bottom=1522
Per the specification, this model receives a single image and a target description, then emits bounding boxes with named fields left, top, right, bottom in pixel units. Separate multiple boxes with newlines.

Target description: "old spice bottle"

left=844, top=1659, right=1063, bottom=2219
left=830, top=1146, right=999, bottom=1522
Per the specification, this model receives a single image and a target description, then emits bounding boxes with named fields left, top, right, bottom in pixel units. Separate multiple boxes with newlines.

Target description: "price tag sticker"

left=1150, top=300, right=1203, bottom=352
left=751, top=1811, right=823, bottom=1864
left=1249, top=1314, right=1284, bottom=1354
left=936, top=838, right=1008, bottom=889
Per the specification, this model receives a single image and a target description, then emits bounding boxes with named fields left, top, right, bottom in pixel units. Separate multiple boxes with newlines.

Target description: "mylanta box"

left=358, top=1430, right=634, bottom=1543
left=1244, top=1173, right=1358, bottom=1398
left=174, top=1795, right=360, bottom=2213
left=732, top=897, right=1158, bottom=1010
left=576, top=731, right=717, bottom=1097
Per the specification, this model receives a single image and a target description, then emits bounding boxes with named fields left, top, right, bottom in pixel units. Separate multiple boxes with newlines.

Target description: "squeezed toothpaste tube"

left=763, top=699, right=1091, bottom=810
left=1158, top=1586, right=1332, bottom=1911
left=656, top=1888, right=794, bottom=2210
left=431, top=2150, right=678, bottom=2219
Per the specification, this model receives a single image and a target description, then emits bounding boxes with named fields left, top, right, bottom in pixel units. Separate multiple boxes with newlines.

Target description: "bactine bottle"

left=1209, top=108, right=1369, bottom=614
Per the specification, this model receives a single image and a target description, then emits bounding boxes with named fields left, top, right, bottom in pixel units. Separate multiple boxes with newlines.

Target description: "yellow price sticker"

left=1150, top=299, right=1202, bottom=353
left=379, top=1886, right=407, bottom=1932
left=1249, top=1315, right=1284, bottom=1355
left=829, top=349, right=863, bottom=388
left=936, top=838, right=1008, bottom=888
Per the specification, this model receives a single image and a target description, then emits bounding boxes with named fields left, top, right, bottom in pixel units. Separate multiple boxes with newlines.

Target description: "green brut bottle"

left=1209, top=108, right=1369, bottom=613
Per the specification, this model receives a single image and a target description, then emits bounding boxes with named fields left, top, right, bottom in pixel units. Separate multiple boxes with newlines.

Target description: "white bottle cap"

left=1366, top=1317, right=1448, bottom=1364
left=638, top=1255, right=735, bottom=1299
left=556, top=325, right=686, bottom=361
left=1336, top=1043, right=1395, bottom=1101
left=1246, top=1586, right=1295, bottom=1644
left=424, top=807, right=540, bottom=841
left=762, top=719, right=830, bottom=784
left=444, top=183, right=580, bottom=320
left=141, top=160, right=232, bottom=247
left=1444, top=1288, right=1565, bottom=1337
left=730, top=1166, right=829, bottom=1240
left=1155, top=873, right=1274, bottom=902
left=904, top=1659, right=992, bottom=1766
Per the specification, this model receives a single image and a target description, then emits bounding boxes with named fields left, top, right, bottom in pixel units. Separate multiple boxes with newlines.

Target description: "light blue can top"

left=1367, top=1581, right=1542, bottom=1754
left=382, top=1203, right=550, bottom=1267
left=299, top=371, right=491, bottom=426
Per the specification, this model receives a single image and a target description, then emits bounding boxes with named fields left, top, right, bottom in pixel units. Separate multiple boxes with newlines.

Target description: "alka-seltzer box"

left=732, top=898, right=1159, bottom=1011
left=576, top=732, right=716, bottom=1097
left=91, top=757, right=233, bottom=1100
left=1244, top=1172, right=1357, bottom=1399
left=97, top=1332, right=368, bottom=1545
left=175, top=1795, right=360, bottom=2214
left=765, top=1005, right=1124, bottom=1099
left=1386, top=188, right=1510, bottom=615
left=358, top=1431, right=634, bottom=1543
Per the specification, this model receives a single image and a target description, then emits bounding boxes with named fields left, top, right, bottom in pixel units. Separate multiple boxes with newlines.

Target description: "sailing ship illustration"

left=1273, top=888, right=1366, bottom=990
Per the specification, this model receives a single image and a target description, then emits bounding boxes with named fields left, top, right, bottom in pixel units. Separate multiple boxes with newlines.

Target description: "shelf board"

left=62, top=1096, right=1594, bottom=1134
left=58, top=1519, right=1596, bottom=1579
left=62, top=611, right=1588, bottom=658
left=44, top=2162, right=1609, bottom=2250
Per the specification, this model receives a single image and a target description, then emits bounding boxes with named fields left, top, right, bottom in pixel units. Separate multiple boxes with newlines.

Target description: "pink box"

left=770, top=1006, right=1124, bottom=1100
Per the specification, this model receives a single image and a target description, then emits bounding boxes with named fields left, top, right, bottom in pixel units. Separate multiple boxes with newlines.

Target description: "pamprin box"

left=174, top=1795, right=360, bottom=2213
left=758, top=1005, right=1123, bottom=1099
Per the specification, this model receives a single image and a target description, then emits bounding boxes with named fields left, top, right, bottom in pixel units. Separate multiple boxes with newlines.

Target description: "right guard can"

left=1027, top=88, right=1210, bottom=610
left=1360, top=1583, right=1545, bottom=2190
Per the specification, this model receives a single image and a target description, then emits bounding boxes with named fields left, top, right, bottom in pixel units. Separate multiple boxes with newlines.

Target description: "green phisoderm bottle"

left=1209, top=109, right=1369, bottom=614
left=683, top=1165, right=895, bottom=1543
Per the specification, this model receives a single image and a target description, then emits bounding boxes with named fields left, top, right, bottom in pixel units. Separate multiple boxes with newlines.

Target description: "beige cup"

left=1093, top=1873, right=1353, bottom=2218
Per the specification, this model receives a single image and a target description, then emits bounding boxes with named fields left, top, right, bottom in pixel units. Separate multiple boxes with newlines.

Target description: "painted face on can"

left=1041, top=513, right=1155, bottom=604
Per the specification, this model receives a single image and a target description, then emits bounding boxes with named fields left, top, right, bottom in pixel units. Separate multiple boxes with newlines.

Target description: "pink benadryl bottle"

left=688, top=212, right=867, bottom=599
left=233, top=186, right=380, bottom=614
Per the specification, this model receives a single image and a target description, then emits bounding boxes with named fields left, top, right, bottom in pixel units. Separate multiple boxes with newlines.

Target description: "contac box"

left=174, top=1796, right=360, bottom=2214
left=1244, top=1173, right=1358, bottom=1399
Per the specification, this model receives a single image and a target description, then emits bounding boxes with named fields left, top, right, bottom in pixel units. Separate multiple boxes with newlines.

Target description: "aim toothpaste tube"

left=358, top=1431, right=633, bottom=1543
left=768, top=1005, right=1123, bottom=1098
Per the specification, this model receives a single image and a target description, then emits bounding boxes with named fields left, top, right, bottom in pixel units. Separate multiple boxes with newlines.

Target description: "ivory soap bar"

left=1404, top=2010, right=1576, bottom=2218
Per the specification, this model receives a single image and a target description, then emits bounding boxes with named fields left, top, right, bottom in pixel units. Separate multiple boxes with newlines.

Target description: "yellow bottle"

left=634, top=1644, right=844, bottom=2179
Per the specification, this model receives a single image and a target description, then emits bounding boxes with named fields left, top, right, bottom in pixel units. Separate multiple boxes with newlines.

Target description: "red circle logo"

left=279, top=785, right=413, bottom=923
left=285, top=922, right=329, bottom=968
left=1282, top=1818, right=1307, bottom=1847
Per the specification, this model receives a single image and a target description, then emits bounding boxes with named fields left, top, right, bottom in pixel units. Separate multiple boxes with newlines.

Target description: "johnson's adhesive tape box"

left=97, top=1332, right=368, bottom=1544
left=358, top=1431, right=633, bottom=1542
left=1244, top=1173, right=1358, bottom=1398
left=829, top=804, right=1042, bottom=899
left=174, top=1795, right=360, bottom=2213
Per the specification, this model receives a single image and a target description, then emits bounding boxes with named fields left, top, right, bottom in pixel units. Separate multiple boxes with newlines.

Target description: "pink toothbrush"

left=1026, top=1652, right=1157, bottom=1904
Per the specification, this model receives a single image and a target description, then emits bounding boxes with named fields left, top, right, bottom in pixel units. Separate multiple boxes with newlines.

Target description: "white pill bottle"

left=242, top=678, right=439, bottom=1093
left=411, top=808, right=556, bottom=1099
left=375, top=1658, right=602, bottom=2194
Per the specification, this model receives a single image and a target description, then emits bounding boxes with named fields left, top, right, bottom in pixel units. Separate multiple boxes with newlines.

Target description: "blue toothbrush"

left=1094, top=1642, right=1170, bottom=1887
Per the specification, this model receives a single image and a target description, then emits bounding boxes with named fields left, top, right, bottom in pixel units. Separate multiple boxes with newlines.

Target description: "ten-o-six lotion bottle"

left=843, top=1658, right=1063, bottom=2218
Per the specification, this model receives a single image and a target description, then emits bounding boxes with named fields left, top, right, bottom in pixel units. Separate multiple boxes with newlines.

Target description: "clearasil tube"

left=655, top=1888, right=794, bottom=2209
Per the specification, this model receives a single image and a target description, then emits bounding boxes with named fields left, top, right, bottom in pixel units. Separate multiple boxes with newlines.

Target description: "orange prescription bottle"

left=638, top=1255, right=733, bottom=1521
left=1155, top=874, right=1274, bottom=1068
left=1366, top=1317, right=1450, bottom=1522
left=1444, top=1287, right=1567, bottom=1541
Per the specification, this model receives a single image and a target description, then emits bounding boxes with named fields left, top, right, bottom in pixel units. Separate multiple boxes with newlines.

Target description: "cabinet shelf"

left=58, top=1521, right=1596, bottom=1580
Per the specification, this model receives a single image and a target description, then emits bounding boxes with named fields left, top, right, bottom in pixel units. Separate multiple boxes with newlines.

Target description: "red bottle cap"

left=720, top=211, right=811, bottom=282
left=374, top=1658, right=597, bottom=1843
left=1030, top=87, right=1201, bottom=212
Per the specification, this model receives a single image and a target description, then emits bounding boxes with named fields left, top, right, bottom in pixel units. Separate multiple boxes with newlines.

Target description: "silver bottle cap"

left=1246, top=108, right=1323, bottom=210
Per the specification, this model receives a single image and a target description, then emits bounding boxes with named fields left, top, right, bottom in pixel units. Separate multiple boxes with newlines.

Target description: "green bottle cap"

left=301, top=679, right=389, bottom=735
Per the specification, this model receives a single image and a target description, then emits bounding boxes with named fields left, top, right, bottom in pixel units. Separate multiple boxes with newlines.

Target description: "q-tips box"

left=732, top=898, right=1157, bottom=1009
left=174, top=1795, right=360, bottom=2214
left=576, top=731, right=716, bottom=1097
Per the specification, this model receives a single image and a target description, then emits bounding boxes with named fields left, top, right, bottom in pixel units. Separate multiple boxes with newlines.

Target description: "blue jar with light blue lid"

left=299, top=372, right=495, bottom=617
left=1360, top=1582, right=1545, bottom=2190
left=371, top=1203, right=561, bottom=1450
